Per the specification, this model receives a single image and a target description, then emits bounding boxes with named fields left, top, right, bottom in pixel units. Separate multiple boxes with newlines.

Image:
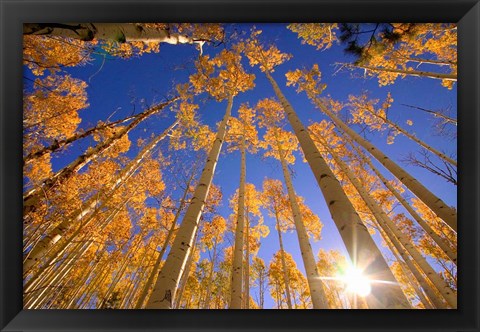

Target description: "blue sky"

left=24, top=23, right=457, bottom=309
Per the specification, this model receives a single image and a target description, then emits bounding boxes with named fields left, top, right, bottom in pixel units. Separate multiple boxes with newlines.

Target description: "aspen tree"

left=24, top=97, right=178, bottom=215
left=313, top=129, right=456, bottom=308
left=23, top=122, right=173, bottom=274
left=24, top=23, right=224, bottom=55
left=347, top=93, right=456, bottom=167
left=344, top=136, right=457, bottom=263
left=134, top=169, right=197, bottom=308
left=261, top=178, right=294, bottom=309
left=256, top=98, right=329, bottom=309
left=289, top=23, right=457, bottom=88
left=145, top=49, right=254, bottom=309
left=225, top=105, right=260, bottom=308
left=240, top=34, right=409, bottom=307
left=286, top=64, right=457, bottom=232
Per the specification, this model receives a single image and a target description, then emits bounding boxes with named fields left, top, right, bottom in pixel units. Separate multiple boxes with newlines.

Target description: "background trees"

left=22, top=23, right=457, bottom=309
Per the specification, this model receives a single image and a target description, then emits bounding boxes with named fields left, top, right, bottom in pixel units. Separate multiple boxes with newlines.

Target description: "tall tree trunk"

left=99, top=238, right=142, bottom=308
left=274, top=210, right=293, bottom=309
left=145, top=95, right=233, bottom=309
left=230, top=131, right=247, bottom=309
left=401, top=104, right=457, bottom=125
left=307, top=92, right=457, bottom=231
left=23, top=23, right=206, bottom=48
left=202, top=239, right=218, bottom=309
left=265, top=71, right=410, bottom=309
left=345, top=63, right=457, bottom=81
left=321, top=138, right=456, bottom=308
left=24, top=111, right=140, bottom=165
left=346, top=138, right=457, bottom=263
left=134, top=170, right=194, bottom=309
left=23, top=119, right=176, bottom=273
left=24, top=195, right=129, bottom=289
left=173, top=228, right=200, bottom=309
left=385, top=234, right=435, bottom=309
left=377, top=222, right=447, bottom=309
left=359, top=105, right=456, bottom=166
left=23, top=98, right=177, bottom=215
left=243, top=209, right=251, bottom=309
left=276, top=131, right=329, bottom=309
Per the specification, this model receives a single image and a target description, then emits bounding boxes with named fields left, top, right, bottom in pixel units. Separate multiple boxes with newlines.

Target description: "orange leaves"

left=346, top=92, right=400, bottom=144
left=24, top=152, right=53, bottom=187
left=236, top=30, right=291, bottom=73
left=201, top=215, right=227, bottom=250
left=261, top=128, right=299, bottom=165
left=170, top=101, right=215, bottom=152
left=93, top=126, right=132, bottom=158
left=23, top=35, right=92, bottom=76
left=286, top=64, right=326, bottom=99
left=24, top=74, right=89, bottom=141
left=256, top=98, right=285, bottom=128
left=288, top=24, right=339, bottom=51
left=189, top=49, right=255, bottom=100
left=226, top=103, right=259, bottom=153
left=268, top=250, right=311, bottom=308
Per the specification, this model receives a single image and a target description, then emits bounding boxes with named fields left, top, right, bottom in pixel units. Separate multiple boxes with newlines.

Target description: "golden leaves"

left=24, top=74, right=89, bottom=141
left=261, top=127, right=299, bottom=165
left=226, top=103, right=259, bottom=153
left=288, top=24, right=339, bottom=51
left=236, top=30, right=292, bottom=73
left=189, top=49, right=255, bottom=100
left=256, top=98, right=285, bottom=128
left=23, top=35, right=92, bottom=76
left=286, top=64, right=326, bottom=99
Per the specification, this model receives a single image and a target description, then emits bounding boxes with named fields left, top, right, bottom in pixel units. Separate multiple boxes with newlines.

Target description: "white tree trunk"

left=277, top=134, right=329, bottom=309
left=362, top=107, right=456, bottom=166
left=24, top=98, right=177, bottom=214
left=230, top=133, right=247, bottom=309
left=347, top=63, right=457, bottom=81
left=266, top=71, right=410, bottom=309
left=134, top=170, right=193, bottom=309
left=145, top=95, right=233, bottom=309
left=23, top=120, right=177, bottom=274
left=275, top=210, right=293, bottom=309
left=23, top=23, right=206, bottom=48
left=347, top=139, right=456, bottom=263
left=310, top=93, right=457, bottom=232
left=324, top=140, right=456, bottom=308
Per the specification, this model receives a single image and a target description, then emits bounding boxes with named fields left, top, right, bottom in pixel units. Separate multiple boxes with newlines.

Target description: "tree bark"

left=321, top=138, right=456, bottom=308
left=230, top=131, right=247, bottom=309
left=24, top=97, right=177, bottom=215
left=359, top=105, right=457, bottom=166
left=243, top=209, right=251, bottom=309
left=145, top=95, right=233, bottom=309
left=346, top=138, right=457, bottom=263
left=134, top=170, right=194, bottom=309
left=266, top=71, right=410, bottom=309
left=347, top=63, right=457, bottom=81
left=23, top=120, right=176, bottom=274
left=274, top=210, right=293, bottom=309
left=23, top=23, right=206, bottom=48
left=276, top=131, right=329, bottom=309
left=24, top=112, right=139, bottom=165
left=309, top=92, right=457, bottom=232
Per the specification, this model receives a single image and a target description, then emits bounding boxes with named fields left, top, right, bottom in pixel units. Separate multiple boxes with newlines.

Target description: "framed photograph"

left=1, top=0, right=479, bottom=331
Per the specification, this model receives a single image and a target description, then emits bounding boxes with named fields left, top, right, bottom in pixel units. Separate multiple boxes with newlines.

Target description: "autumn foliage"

left=22, top=22, right=457, bottom=310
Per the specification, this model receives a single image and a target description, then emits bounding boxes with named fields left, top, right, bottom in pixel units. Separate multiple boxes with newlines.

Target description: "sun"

left=340, top=267, right=372, bottom=297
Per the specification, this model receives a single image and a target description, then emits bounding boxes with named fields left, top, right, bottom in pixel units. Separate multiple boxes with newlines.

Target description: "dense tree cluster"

left=23, top=23, right=456, bottom=309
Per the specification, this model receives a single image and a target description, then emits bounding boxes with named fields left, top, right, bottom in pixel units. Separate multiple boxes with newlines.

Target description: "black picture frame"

left=1, top=0, right=478, bottom=331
